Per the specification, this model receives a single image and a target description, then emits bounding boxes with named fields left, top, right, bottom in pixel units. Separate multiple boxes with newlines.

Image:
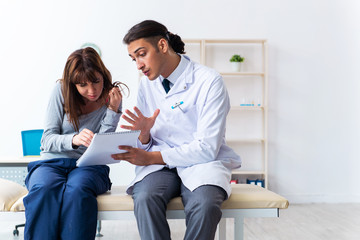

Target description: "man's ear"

left=158, top=38, right=169, bottom=53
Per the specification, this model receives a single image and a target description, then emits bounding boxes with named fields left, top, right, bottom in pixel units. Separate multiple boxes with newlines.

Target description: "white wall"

left=0, top=0, right=359, bottom=203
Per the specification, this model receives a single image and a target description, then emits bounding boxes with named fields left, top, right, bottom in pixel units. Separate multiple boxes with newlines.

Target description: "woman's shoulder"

left=49, top=81, right=64, bottom=103
left=49, top=81, right=61, bottom=93
left=54, top=80, right=62, bottom=90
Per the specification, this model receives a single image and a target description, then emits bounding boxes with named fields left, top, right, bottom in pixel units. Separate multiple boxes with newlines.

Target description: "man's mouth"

left=143, top=70, right=149, bottom=76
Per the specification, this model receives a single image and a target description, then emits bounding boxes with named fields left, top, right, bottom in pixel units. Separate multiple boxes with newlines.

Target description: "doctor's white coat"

left=127, top=55, right=241, bottom=197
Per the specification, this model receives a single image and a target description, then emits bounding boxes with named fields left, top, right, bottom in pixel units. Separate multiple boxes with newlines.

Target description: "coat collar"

left=158, top=55, right=194, bottom=97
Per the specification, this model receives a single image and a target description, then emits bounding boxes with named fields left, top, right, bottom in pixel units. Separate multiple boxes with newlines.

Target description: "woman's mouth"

left=88, top=95, right=97, bottom=100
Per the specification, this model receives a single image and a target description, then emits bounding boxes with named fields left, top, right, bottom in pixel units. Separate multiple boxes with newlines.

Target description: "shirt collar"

left=160, top=54, right=189, bottom=85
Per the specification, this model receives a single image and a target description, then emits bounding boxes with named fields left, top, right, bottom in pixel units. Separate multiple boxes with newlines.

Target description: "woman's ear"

left=158, top=38, right=169, bottom=53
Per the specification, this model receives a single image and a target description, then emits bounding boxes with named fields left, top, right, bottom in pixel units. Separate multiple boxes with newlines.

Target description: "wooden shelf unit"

left=184, top=39, right=268, bottom=188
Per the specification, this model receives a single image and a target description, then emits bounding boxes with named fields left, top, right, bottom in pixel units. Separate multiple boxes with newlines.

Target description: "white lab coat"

left=127, top=55, right=241, bottom=197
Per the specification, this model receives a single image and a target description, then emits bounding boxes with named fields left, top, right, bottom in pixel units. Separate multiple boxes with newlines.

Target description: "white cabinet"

left=184, top=39, right=268, bottom=188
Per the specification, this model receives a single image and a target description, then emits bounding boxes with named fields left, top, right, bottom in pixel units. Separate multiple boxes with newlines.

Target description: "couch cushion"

left=2, top=183, right=289, bottom=212
left=10, top=195, right=26, bottom=212
left=222, top=184, right=289, bottom=209
left=97, top=184, right=289, bottom=211
left=0, top=178, right=28, bottom=211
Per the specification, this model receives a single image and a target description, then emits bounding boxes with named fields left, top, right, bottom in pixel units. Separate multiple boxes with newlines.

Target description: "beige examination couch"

left=0, top=178, right=288, bottom=240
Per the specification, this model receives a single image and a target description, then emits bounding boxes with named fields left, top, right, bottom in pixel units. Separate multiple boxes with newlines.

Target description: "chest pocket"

left=170, top=104, right=198, bottom=135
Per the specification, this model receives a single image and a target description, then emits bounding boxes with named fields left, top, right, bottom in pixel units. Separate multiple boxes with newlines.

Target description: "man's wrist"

left=149, top=151, right=165, bottom=165
left=139, top=132, right=150, bottom=144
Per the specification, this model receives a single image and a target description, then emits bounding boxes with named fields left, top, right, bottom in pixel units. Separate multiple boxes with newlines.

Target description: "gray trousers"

left=132, top=167, right=227, bottom=240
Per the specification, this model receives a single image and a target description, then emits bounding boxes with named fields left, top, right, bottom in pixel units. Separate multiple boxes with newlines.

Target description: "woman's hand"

left=120, top=107, right=160, bottom=144
left=72, top=128, right=94, bottom=148
left=108, top=87, right=122, bottom=113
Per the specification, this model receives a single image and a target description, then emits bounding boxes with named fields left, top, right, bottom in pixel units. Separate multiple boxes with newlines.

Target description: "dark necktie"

left=162, top=78, right=171, bottom=93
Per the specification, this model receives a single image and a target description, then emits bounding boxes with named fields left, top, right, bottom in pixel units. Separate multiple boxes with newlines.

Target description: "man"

left=112, top=20, right=241, bottom=240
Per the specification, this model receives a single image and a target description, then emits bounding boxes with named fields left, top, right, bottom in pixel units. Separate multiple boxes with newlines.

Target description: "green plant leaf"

left=230, top=54, right=244, bottom=62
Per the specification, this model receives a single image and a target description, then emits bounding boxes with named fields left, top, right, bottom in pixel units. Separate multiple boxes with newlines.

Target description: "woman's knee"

left=66, top=167, right=111, bottom=195
left=29, top=178, right=63, bottom=194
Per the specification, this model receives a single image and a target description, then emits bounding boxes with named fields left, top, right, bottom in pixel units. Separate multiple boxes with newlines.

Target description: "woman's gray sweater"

left=40, top=82, right=122, bottom=160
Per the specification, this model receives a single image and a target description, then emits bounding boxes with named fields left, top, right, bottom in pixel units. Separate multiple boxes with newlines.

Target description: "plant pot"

left=231, top=62, right=242, bottom=72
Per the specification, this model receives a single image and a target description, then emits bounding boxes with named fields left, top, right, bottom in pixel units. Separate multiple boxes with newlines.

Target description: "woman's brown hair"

left=61, top=47, right=128, bottom=132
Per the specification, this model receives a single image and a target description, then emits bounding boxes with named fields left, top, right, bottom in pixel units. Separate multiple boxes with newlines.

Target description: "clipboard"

left=76, top=130, right=140, bottom=167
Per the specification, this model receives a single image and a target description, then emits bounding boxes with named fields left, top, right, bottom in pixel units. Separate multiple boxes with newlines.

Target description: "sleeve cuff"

left=136, top=137, right=152, bottom=151
left=160, top=148, right=176, bottom=168
left=64, top=133, right=77, bottom=150
left=103, top=108, right=122, bottom=125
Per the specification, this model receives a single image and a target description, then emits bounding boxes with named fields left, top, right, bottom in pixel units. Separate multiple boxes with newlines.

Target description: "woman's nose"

left=88, top=84, right=96, bottom=93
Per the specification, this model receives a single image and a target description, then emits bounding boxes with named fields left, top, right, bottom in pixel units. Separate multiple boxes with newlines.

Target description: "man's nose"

left=136, top=60, right=144, bottom=70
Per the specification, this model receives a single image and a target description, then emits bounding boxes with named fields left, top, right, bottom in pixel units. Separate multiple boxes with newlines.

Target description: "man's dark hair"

left=123, top=20, right=185, bottom=54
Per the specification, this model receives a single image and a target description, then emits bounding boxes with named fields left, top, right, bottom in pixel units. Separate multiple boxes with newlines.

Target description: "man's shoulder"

left=188, top=61, right=223, bottom=89
left=189, top=59, right=221, bottom=79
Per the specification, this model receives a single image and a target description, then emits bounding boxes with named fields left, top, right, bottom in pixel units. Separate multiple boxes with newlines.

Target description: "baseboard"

left=282, top=193, right=360, bottom=204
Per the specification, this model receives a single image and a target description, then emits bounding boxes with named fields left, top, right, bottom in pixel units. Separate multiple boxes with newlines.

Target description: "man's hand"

left=120, top=107, right=160, bottom=144
left=111, top=146, right=165, bottom=166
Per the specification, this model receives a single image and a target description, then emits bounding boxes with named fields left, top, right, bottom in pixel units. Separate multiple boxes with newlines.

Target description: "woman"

left=23, top=47, right=127, bottom=240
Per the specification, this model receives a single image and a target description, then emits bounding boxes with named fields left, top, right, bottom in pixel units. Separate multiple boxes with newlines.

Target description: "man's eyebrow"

left=129, top=47, right=145, bottom=57
left=134, top=47, right=145, bottom=54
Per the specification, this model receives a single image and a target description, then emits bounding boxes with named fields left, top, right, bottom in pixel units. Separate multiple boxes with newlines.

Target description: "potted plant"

left=230, top=54, right=244, bottom=72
